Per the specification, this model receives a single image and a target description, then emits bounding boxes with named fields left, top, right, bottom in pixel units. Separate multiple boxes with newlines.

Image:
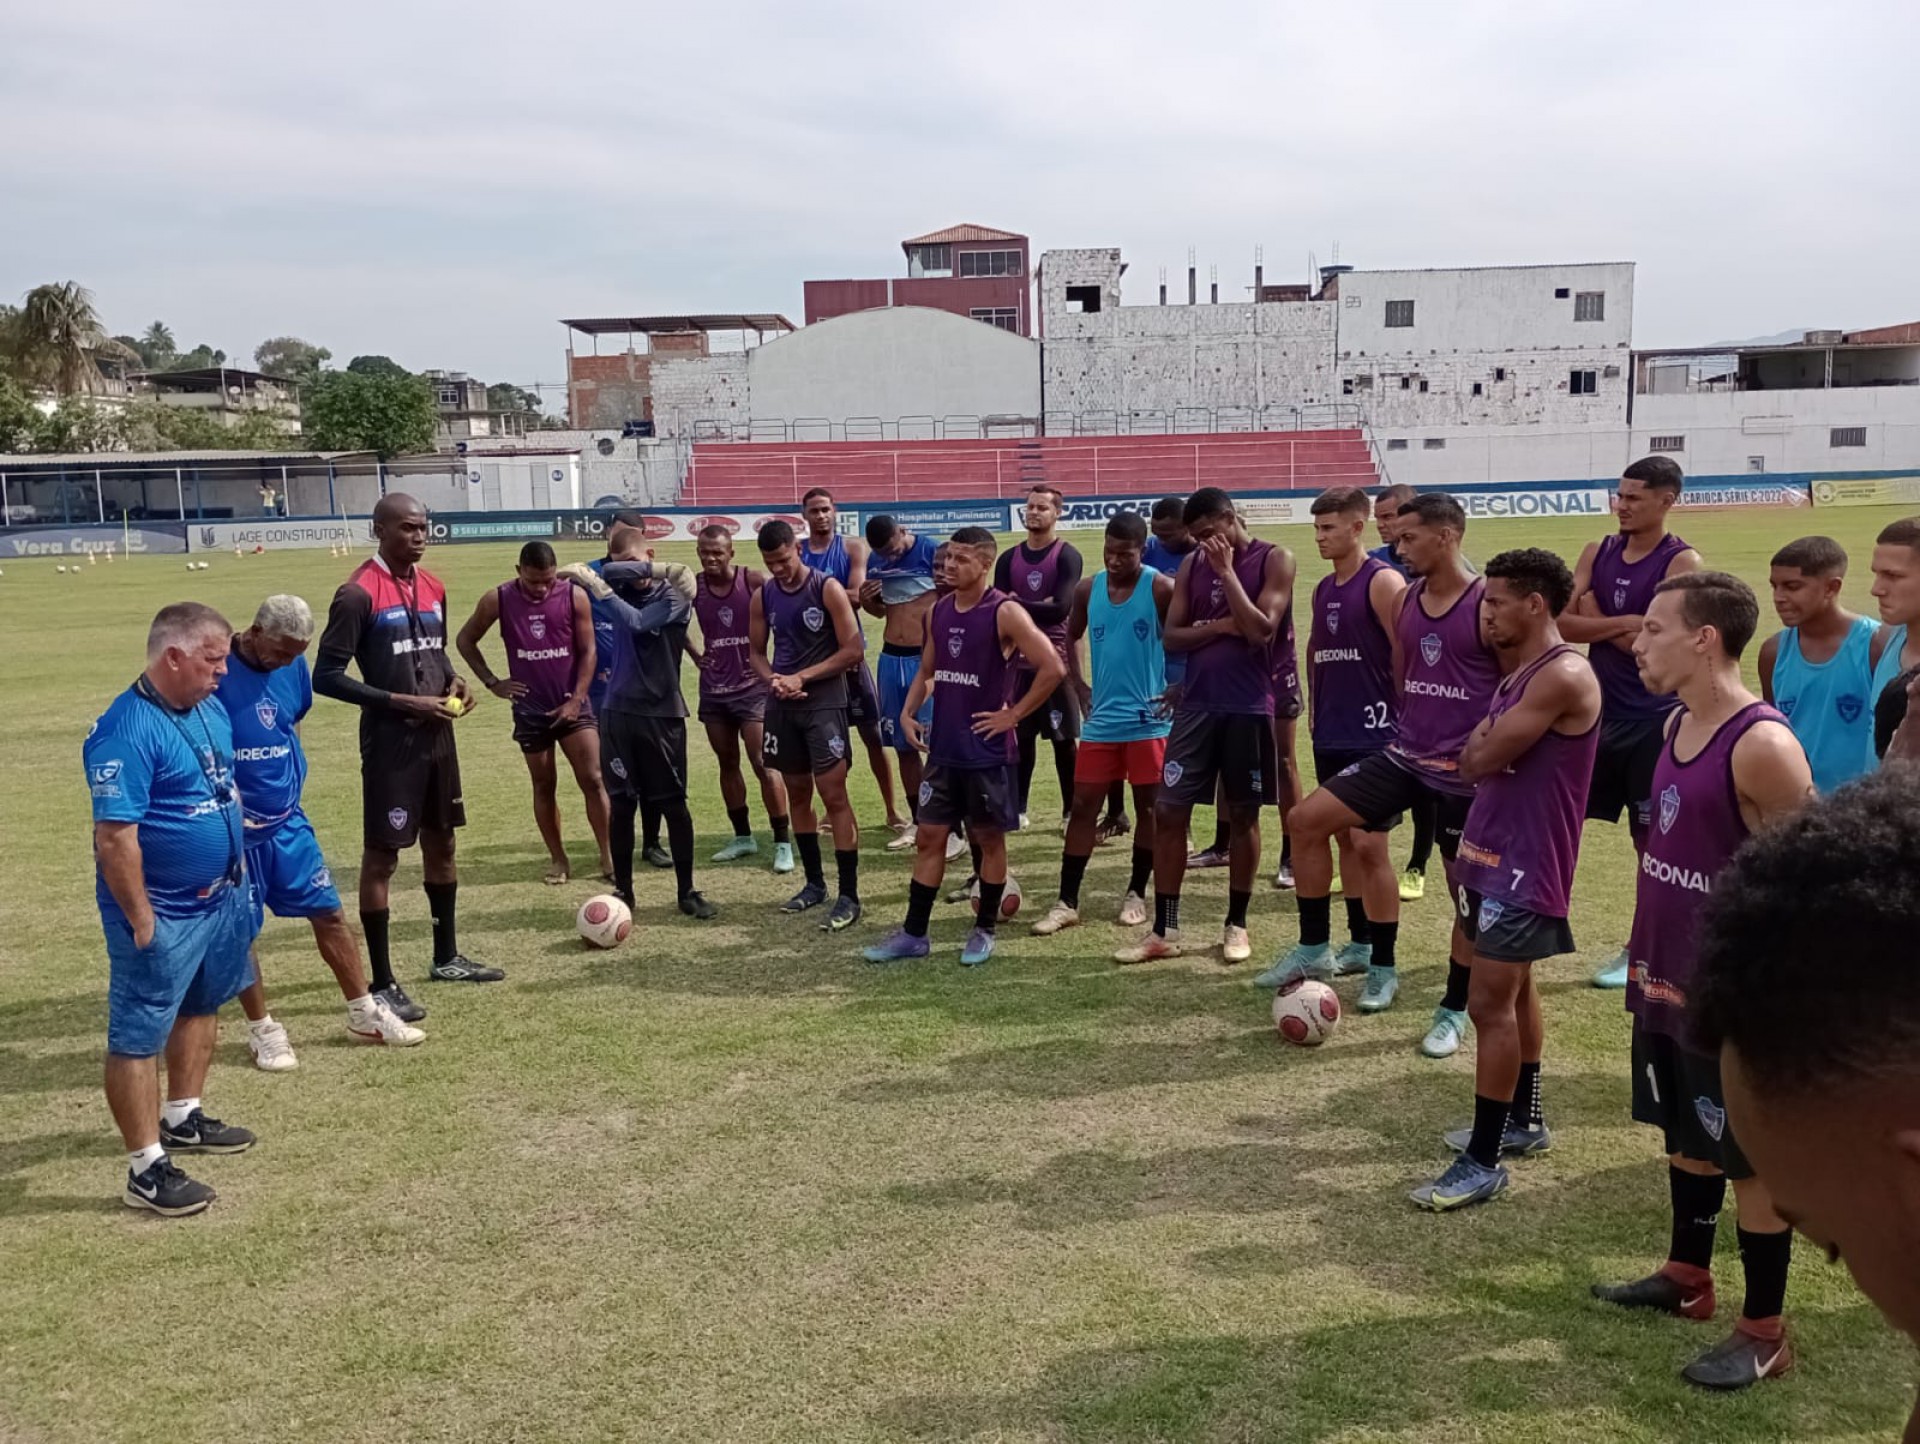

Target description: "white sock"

left=247, top=1014, right=276, bottom=1034
left=346, top=994, right=376, bottom=1020
left=130, top=1142, right=165, bottom=1172
left=161, top=1096, right=200, bottom=1128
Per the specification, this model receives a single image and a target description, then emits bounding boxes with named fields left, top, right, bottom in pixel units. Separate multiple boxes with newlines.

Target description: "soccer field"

left=2, top=506, right=1913, bottom=1444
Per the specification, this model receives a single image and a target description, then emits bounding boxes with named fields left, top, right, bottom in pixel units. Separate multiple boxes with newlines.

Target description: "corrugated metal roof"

left=901, top=223, right=1026, bottom=248
left=0, top=450, right=369, bottom=468
left=560, top=314, right=794, bottom=336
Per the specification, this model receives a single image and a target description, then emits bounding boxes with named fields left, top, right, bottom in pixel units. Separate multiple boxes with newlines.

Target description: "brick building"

left=804, top=224, right=1033, bottom=336
left=563, top=314, right=793, bottom=430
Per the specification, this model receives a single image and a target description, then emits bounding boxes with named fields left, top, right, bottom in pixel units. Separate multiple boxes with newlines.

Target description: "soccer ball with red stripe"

left=576, top=894, right=633, bottom=949
left=1272, top=979, right=1340, bottom=1047
left=968, top=872, right=1023, bottom=920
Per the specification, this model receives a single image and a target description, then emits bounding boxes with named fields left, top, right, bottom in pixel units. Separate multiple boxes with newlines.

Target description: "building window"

left=1574, top=292, right=1605, bottom=322
left=1400, top=375, right=1411, bottom=390
left=1385, top=299, right=1415, bottom=328
left=959, top=249, right=1022, bottom=278
left=1385, top=438, right=1408, bottom=451
left=1748, top=456, right=1767, bottom=473
left=1418, top=379, right=1430, bottom=393
left=436, top=386, right=460, bottom=407
left=1831, top=426, right=1868, bottom=448
left=969, top=307, right=1019, bottom=331
left=1494, top=367, right=1507, bottom=382
left=1471, top=382, right=1484, bottom=396
left=1648, top=435, right=1685, bottom=453
left=906, top=244, right=951, bottom=276
left=1064, top=285, right=1102, bottom=314
left=1354, top=374, right=1373, bottom=391
left=1554, top=287, right=1571, bottom=299
left=1422, top=438, right=1446, bottom=450
left=1569, top=370, right=1598, bottom=396
left=1342, top=378, right=1354, bottom=395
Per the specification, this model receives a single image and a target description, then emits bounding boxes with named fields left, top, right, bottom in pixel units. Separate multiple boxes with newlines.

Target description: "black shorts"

left=1016, top=678, right=1082, bottom=744
left=1631, top=1019, right=1752, bottom=1178
left=846, top=661, right=884, bottom=740
left=1274, top=673, right=1304, bottom=722
left=918, top=762, right=1019, bottom=832
left=512, top=710, right=597, bottom=755
left=1457, top=890, right=1576, bottom=963
left=362, top=718, right=465, bottom=849
left=1159, top=710, right=1277, bottom=809
left=697, top=688, right=768, bottom=728
left=763, top=702, right=852, bottom=777
left=1311, top=746, right=1402, bottom=830
left=600, top=712, right=688, bottom=805
left=1586, top=713, right=1669, bottom=834
left=1321, top=750, right=1469, bottom=858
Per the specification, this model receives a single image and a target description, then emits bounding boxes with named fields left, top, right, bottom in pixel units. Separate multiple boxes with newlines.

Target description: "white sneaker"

left=348, top=997, right=426, bottom=1048
left=885, top=824, right=917, bottom=853
left=247, top=1019, right=298, bottom=1072
left=1031, top=900, right=1081, bottom=936
left=1118, top=891, right=1148, bottom=927
left=1018, top=812, right=1031, bottom=831
left=1221, top=924, right=1252, bottom=964
left=944, top=832, right=967, bottom=862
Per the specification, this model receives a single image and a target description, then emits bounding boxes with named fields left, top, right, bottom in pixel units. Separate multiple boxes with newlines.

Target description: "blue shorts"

left=877, top=647, right=932, bottom=753
left=103, top=885, right=258, bottom=1056
left=245, top=810, right=343, bottom=932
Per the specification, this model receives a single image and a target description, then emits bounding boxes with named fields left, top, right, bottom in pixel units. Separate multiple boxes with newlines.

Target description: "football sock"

left=1127, top=846, right=1153, bottom=897
left=1516, top=1060, right=1544, bottom=1129
left=361, top=909, right=394, bottom=991
left=1370, top=918, right=1398, bottom=970
left=1297, top=895, right=1332, bottom=947
left=130, top=1142, right=166, bottom=1172
left=974, top=879, right=1006, bottom=933
left=1106, top=780, right=1126, bottom=820
left=640, top=795, right=662, bottom=852
left=1345, top=898, right=1373, bottom=945
left=161, top=1097, right=200, bottom=1129
left=1017, top=732, right=1038, bottom=812
left=835, top=848, right=860, bottom=902
left=904, top=880, right=938, bottom=937
left=609, top=796, right=637, bottom=897
left=1668, top=1166, right=1727, bottom=1272
left=1226, top=889, right=1251, bottom=929
left=1210, top=816, right=1230, bottom=853
left=1053, top=741, right=1077, bottom=812
left=665, top=802, right=695, bottom=899
left=424, top=881, right=458, bottom=965
left=1059, top=853, right=1090, bottom=909
left=1737, top=1226, right=1792, bottom=1326
left=726, top=805, right=751, bottom=839
left=1466, top=1093, right=1510, bottom=1169
left=796, top=831, right=825, bottom=889
left=1154, top=891, right=1181, bottom=937
left=1442, top=960, right=1472, bottom=1012
left=1407, top=793, right=1436, bottom=874
left=769, top=813, right=791, bottom=845
left=1280, top=832, right=1294, bottom=867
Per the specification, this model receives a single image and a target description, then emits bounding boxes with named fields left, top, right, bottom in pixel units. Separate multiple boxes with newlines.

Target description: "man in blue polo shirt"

left=87, top=602, right=261, bottom=1218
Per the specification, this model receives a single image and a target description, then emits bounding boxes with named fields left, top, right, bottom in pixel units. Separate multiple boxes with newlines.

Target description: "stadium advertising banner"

left=1675, top=480, right=1810, bottom=509
left=1454, top=487, right=1610, bottom=519
left=3, top=523, right=188, bottom=557
left=1811, top=474, right=1920, bottom=508
left=190, top=518, right=371, bottom=553
left=1031, top=497, right=1156, bottom=532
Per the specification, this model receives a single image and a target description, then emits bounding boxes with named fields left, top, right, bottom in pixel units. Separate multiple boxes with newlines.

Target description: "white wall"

left=465, top=431, right=685, bottom=505
left=1334, top=263, right=1634, bottom=354
left=1371, top=425, right=1631, bottom=488
left=1632, top=387, right=1920, bottom=476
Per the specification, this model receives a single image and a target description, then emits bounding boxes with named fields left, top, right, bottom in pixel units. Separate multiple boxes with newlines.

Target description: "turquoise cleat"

left=960, top=928, right=997, bottom=967
left=1420, top=1006, right=1471, bottom=1058
left=1254, top=942, right=1332, bottom=990
left=1410, top=1155, right=1509, bottom=1212
left=711, top=835, right=759, bottom=863
left=1592, top=947, right=1630, bottom=989
left=863, top=930, right=930, bottom=965
left=1332, top=941, right=1372, bottom=977
left=1357, top=965, right=1399, bottom=1013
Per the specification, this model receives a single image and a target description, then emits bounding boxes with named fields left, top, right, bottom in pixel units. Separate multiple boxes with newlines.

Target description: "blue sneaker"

left=1443, top=1120, right=1553, bottom=1157
left=960, top=928, right=997, bottom=967
left=1357, top=965, right=1399, bottom=1013
left=1332, top=941, right=1372, bottom=977
left=862, top=929, right=930, bottom=965
left=1420, top=1006, right=1470, bottom=1058
left=1410, top=1154, right=1509, bottom=1212
left=1254, top=942, right=1332, bottom=990
left=1592, top=948, right=1630, bottom=989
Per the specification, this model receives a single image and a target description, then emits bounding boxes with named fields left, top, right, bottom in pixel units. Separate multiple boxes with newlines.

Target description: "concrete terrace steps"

left=684, top=429, right=1380, bottom=506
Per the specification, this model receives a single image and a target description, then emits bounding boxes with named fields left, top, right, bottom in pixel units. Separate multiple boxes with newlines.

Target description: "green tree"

left=253, top=336, right=330, bottom=380
left=13, top=282, right=133, bottom=396
left=345, top=354, right=410, bottom=380
left=32, top=398, right=126, bottom=452
left=303, top=369, right=437, bottom=460
left=486, top=382, right=542, bottom=415
left=174, top=343, right=228, bottom=370
left=139, top=321, right=177, bottom=370
left=0, top=375, right=39, bottom=452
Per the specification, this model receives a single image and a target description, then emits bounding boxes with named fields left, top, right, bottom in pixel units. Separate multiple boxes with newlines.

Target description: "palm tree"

left=140, top=320, right=176, bottom=370
left=16, top=282, right=133, bottom=396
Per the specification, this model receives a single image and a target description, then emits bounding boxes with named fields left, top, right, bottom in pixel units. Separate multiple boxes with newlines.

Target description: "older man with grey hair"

left=86, top=601, right=261, bottom=1217
left=214, top=594, right=425, bottom=1068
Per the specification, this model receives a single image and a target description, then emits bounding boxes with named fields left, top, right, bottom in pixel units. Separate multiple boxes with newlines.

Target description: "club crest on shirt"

left=1420, top=633, right=1443, bottom=667
left=528, top=615, right=548, bottom=641
left=1133, top=616, right=1151, bottom=641
left=1326, top=602, right=1342, bottom=636
left=1091, top=623, right=1106, bottom=643
left=255, top=698, right=279, bottom=731
left=1658, top=783, right=1681, bottom=835
left=1694, top=1095, right=1726, bottom=1141
left=1209, top=581, right=1224, bottom=607
left=1837, top=693, right=1864, bottom=723
left=803, top=606, right=825, bottom=632
left=1026, top=570, right=1045, bottom=595
left=1614, top=583, right=1631, bottom=611
left=718, top=605, right=734, bottom=629
left=387, top=807, right=409, bottom=831
left=947, top=633, right=964, bottom=658
left=1163, top=760, right=1184, bottom=786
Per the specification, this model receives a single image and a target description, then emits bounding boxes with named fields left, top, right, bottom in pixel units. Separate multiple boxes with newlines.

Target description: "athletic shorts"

left=601, top=712, right=688, bottom=805
left=1311, top=746, right=1403, bottom=829
left=362, top=718, right=465, bottom=850
left=1076, top=737, right=1167, bottom=787
left=1456, top=888, right=1576, bottom=963
left=918, top=762, right=1019, bottom=832
left=763, top=702, right=852, bottom=777
left=876, top=644, right=932, bottom=753
left=1321, top=750, right=1468, bottom=858
left=101, top=884, right=257, bottom=1056
left=1273, top=672, right=1304, bottom=722
left=512, top=710, right=597, bottom=755
left=1631, top=1019, right=1753, bottom=1179
left=1159, top=710, right=1277, bottom=809
left=1586, top=712, right=1670, bottom=834
left=846, top=661, right=883, bottom=740
left=1016, top=677, right=1082, bottom=744
left=697, top=688, right=769, bottom=728
left=245, top=810, right=342, bottom=932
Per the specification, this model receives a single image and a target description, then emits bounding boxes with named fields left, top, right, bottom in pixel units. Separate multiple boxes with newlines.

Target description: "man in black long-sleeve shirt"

left=993, top=485, right=1084, bottom=825
left=312, top=493, right=501, bottom=1018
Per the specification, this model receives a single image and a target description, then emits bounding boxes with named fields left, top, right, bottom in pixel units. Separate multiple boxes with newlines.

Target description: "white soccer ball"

left=1273, top=978, right=1341, bottom=1047
left=576, top=893, right=632, bottom=949
left=968, top=872, right=1023, bottom=920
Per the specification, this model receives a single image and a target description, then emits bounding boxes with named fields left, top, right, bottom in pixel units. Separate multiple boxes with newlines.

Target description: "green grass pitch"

left=1, top=506, right=1913, bottom=1443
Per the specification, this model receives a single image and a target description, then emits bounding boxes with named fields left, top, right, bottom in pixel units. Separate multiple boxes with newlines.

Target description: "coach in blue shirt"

left=87, top=601, right=261, bottom=1218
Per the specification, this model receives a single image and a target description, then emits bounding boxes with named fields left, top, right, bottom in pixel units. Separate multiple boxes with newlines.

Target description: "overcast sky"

left=4, top=1, right=1913, bottom=404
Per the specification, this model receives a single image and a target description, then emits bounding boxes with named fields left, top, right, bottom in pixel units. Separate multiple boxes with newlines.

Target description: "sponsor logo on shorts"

left=528, top=615, right=548, bottom=641
left=803, top=606, right=825, bottom=632
left=827, top=733, right=846, bottom=760
left=1163, top=760, right=1184, bottom=786
left=387, top=807, right=409, bottom=831
left=1658, top=783, right=1681, bottom=835
left=255, top=698, right=279, bottom=731
left=1338, top=762, right=1362, bottom=777
left=918, top=780, right=933, bottom=807
left=609, top=757, right=628, bottom=779
left=1478, top=897, right=1505, bottom=932
left=1049, top=710, right=1062, bottom=730
left=1694, top=1096, right=1726, bottom=1141
left=1420, top=633, right=1443, bottom=668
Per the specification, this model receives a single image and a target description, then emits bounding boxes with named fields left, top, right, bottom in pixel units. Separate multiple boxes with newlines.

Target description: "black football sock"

left=1154, top=891, right=1181, bottom=937
left=1407, top=794, right=1436, bottom=874
left=1280, top=832, right=1294, bottom=868
left=1059, top=852, right=1090, bottom=909
left=770, top=813, right=791, bottom=844
left=973, top=879, right=1005, bottom=933
left=609, top=795, right=637, bottom=900
left=1466, top=1093, right=1511, bottom=1169
left=1053, top=741, right=1077, bottom=812
left=796, top=831, right=825, bottom=889
left=424, top=881, right=458, bottom=965
left=726, top=805, right=752, bottom=839
left=1105, top=780, right=1126, bottom=820
left=1442, top=960, right=1472, bottom=1012
left=1345, top=898, right=1373, bottom=945
left=1516, top=1060, right=1544, bottom=1129
left=640, top=795, right=663, bottom=852
left=969, top=839, right=984, bottom=875
left=1210, top=816, right=1230, bottom=853
left=1668, top=1166, right=1726, bottom=1272
left=1127, top=846, right=1153, bottom=896
left=361, top=909, right=394, bottom=992
left=1297, top=894, right=1332, bottom=948
left=1370, top=918, right=1398, bottom=970
left=1017, top=731, right=1038, bottom=812
left=1226, top=889, right=1251, bottom=929
left=665, top=802, right=695, bottom=899
left=1737, top=1226, right=1792, bottom=1324
left=904, top=880, right=937, bottom=937
left=835, top=848, right=860, bottom=902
